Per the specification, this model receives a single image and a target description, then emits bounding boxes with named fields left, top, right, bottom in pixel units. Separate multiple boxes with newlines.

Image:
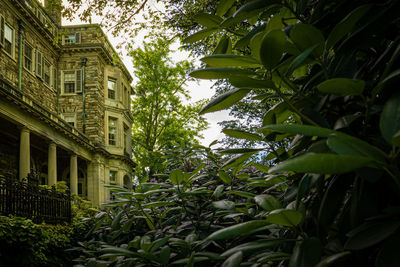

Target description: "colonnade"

left=18, top=127, right=78, bottom=194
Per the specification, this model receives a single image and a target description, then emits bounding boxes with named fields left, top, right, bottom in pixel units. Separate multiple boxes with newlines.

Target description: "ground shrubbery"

left=0, top=192, right=97, bottom=266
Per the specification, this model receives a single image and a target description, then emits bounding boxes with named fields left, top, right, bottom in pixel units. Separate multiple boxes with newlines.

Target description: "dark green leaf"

left=269, top=153, right=373, bottom=174
left=376, top=233, right=400, bottom=267
left=207, top=220, right=269, bottom=240
left=254, top=194, right=282, bottom=211
left=260, top=30, right=286, bottom=69
left=194, top=13, right=222, bottom=28
left=285, top=44, right=318, bottom=76
left=326, top=5, right=371, bottom=49
left=170, top=169, right=184, bottom=184
left=219, top=148, right=264, bottom=154
left=229, top=76, right=275, bottom=89
left=222, top=251, right=243, bottom=267
left=221, top=239, right=285, bottom=257
left=327, top=134, right=387, bottom=164
left=201, top=54, right=261, bottom=68
left=290, top=238, right=323, bottom=267
left=199, top=88, right=250, bottom=114
left=159, top=246, right=171, bottom=265
left=290, top=24, right=325, bottom=57
left=222, top=153, right=254, bottom=169
left=266, top=209, right=303, bottom=226
left=183, top=28, right=219, bottom=43
left=218, top=170, right=232, bottom=184
left=260, top=124, right=335, bottom=137
left=316, top=78, right=365, bottom=96
left=344, top=221, right=400, bottom=250
left=380, top=92, right=400, bottom=144
left=216, top=0, right=236, bottom=17
left=213, top=200, right=235, bottom=210
left=213, top=36, right=232, bottom=54
left=315, top=251, right=351, bottom=267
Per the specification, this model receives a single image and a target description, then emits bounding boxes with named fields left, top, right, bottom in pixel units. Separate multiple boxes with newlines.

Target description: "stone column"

left=70, top=154, right=78, bottom=194
left=48, top=142, right=57, bottom=186
left=87, top=154, right=103, bottom=205
left=19, top=127, right=30, bottom=180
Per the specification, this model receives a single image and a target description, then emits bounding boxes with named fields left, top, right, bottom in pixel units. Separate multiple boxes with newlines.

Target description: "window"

left=24, top=42, right=33, bottom=72
left=4, top=23, right=13, bottom=56
left=124, top=124, right=129, bottom=153
left=63, top=114, right=76, bottom=127
left=108, top=117, right=117, bottom=146
left=63, top=32, right=81, bottom=45
left=0, top=15, right=4, bottom=47
left=35, top=50, right=43, bottom=78
left=109, top=171, right=117, bottom=184
left=108, top=79, right=116, bottom=99
left=43, top=59, right=51, bottom=85
left=62, top=70, right=82, bottom=93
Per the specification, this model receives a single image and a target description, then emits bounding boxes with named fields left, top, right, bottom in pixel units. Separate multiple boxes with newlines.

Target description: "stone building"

left=0, top=0, right=135, bottom=205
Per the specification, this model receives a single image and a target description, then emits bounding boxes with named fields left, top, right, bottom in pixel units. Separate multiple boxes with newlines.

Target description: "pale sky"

left=61, top=1, right=230, bottom=147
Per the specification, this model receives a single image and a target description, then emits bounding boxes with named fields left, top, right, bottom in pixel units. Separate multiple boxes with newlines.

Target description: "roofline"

left=61, top=24, right=133, bottom=82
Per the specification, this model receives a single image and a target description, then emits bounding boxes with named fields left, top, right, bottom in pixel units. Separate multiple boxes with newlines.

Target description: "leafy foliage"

left=71, top=0, right=400, bottom=266
left=130, top=37, right=207, bottom=178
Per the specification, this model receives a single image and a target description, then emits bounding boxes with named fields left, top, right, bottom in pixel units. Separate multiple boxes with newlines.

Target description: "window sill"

left=60, top=93, right=78, bottom=96
left=1, top=49, right=16, bottom=63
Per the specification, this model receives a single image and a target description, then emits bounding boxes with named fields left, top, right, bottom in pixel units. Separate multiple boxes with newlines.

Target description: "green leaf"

left=183, top=28, right=219, bottom=44
left=262, top=102, right=290, bottom=126
left=375, top=233, right=400, bottom=267
left=269, top=153, right=373, bottom=174
left=111, top=211, right=123, bottom=230
left=221, top=239, right=285, bottom=257
left=219, top=148, right=264, bottom=154
left=170, top=169, right=184, bottom=184
left=290, top=238, right=323, bottom=267
left=326, top=5, right=371, bottom=49
left=253, top=163, right=270, bottom=173
left=345, top=221, right=400, bottom=250
left=316, top=78, right=365, bottom=96
left=254, top=194, right=282, bottom=211
left=212, top=184, right=225, bottom=198
left=257, top=252, right=291, bottom=263
left=194, top=13, right=222, bottom=28
left=199, top=88, right=250, bottom=114
left=221, top=251, right=243, bottom=267
left=260, top=30, right=286, bottom=69
left=285, top=44, right=318, bottom=76
left=222, top=153, right=254, bottom=170
left=290, top=23, right=325, bottom=57
left=207, top=220, right=269, bottom=240
left=266, top=209, right=303, bottom=226
left=380, top=92, right=400, bottom=144
left=372, top=69, right=400, bottom=96
left=227, top=190, right=256, bottom=198
left=213, top=36, right=232, bottom=54
left=260, top=124, right=335, bottom=137
left=216, top=0, right=236, bottom=17
left=236, top=24, right=266, bottom=50
left=223, top=129, right=264, bottom=141
left=233, top=0, right=280, bottom=21
left=392, top=131, right=400, bottom=147
left=159, top=246, right=171, bottom=265
left=201, top=54, right=261, bottom=68
left=190, top=67, right=253, bottom=80
left=326, top=134, right=387, bottom=164
left=229, top=77, right=275, bottom=89
left=213, top=200, right=235, bottom=210
left=315, top=251, right=351, bottom=267
left=218, top=170, right=232, bottom=184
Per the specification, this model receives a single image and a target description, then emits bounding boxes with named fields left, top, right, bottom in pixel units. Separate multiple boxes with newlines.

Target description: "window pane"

left=108, top=79, right=116, bottom=99
left=5, top=25, right=12, bottom=41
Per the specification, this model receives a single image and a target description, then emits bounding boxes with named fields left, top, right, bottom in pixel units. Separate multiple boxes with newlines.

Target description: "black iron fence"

left=0, top=173, right=71, bottom=224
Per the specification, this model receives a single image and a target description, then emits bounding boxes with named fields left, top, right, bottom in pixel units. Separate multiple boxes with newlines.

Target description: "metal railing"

left=0, top=172, right=71, bottom=224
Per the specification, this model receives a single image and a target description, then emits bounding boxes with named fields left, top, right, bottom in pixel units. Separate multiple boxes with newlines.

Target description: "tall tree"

left=130, top=37, right=207, bottom=178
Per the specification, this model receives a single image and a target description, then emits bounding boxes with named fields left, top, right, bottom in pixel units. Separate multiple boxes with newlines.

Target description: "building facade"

left=0, top=0, right=134, bottom=205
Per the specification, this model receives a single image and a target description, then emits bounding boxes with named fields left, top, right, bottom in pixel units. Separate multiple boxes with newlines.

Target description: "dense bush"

left=0, top=216, right=72, bottom=266
left=72, top=0, right=400, bottom=266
